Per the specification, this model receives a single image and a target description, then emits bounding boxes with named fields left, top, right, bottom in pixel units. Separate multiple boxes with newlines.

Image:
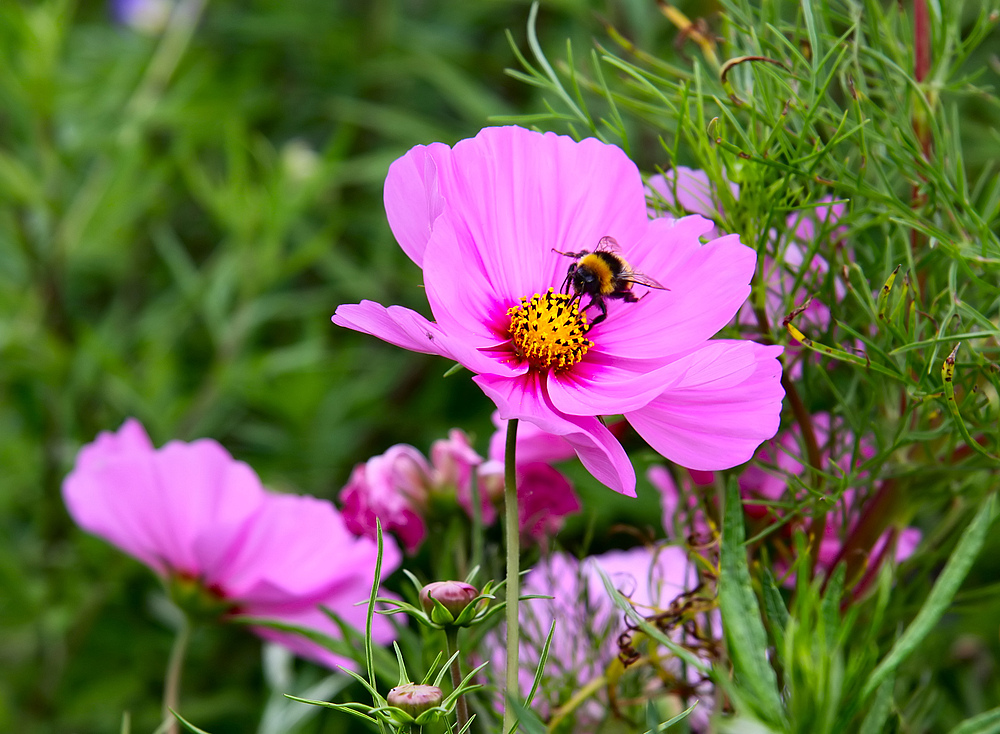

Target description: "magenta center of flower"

left=507, top=288, right=593, bottom=372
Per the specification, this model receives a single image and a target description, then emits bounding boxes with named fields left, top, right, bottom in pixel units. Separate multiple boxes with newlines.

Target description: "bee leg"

left=588, top=298, right=608, bottom=327
left=553, top=248, right=590, bottom=259
left=620, top=290, right=641, bottom=304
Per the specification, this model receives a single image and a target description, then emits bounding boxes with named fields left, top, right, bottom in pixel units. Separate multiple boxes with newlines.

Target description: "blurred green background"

left=0, top=0, right=679, bottom=730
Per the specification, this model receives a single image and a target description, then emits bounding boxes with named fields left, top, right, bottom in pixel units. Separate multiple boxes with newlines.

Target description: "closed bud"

left=387, top=683, right=443, bottom=718
left=419, top=580, right=479, bottom=622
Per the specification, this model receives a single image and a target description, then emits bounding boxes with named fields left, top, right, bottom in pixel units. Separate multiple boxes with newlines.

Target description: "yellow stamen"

left=508, top=288, right=593, bottom=372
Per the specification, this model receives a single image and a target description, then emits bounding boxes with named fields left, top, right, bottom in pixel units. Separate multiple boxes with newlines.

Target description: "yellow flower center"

left=507, top=288, right=593, bottom=372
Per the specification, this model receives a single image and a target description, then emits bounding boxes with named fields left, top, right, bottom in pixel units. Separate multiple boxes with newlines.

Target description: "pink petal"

left=588, top=545, right=695, bottom=611
left=339, top=458, right=429, bottom=555
left=71, top=417, right=153, bottom=474
left=625, top=341, right=784, bottom=471
left=473, top=371, right=636, bottom=496
left=894, top=527, right=921, bottom=562
left=384, top=142, right=452, bottom=266
left=594, top=220, right=755, bottom=361
left=517, top=462, right=580, bottom=540
left=343, top=443, right=432, bottom=554
left=421, top=126, right=648, bottom=337
left=213, top=493, right=401, bottom=603
left=332, top=301, right=456, bottom=358
left=545, top=352, right=678, bottom=417
left=333, top=300, right=525, bottom=379
left=63, top=423, right=266, bottom=576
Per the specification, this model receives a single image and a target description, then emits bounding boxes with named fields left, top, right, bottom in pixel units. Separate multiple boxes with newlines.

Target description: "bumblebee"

left=554, top=236, right=667, bottom=326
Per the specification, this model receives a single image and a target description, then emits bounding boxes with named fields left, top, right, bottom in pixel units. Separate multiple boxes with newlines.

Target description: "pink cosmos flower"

left=341, top=430, right=484, bottom=553
left=63, top=419, right=401, bottom=669
left=333, top=126, right=784, bottom=496
left=482, top=546, right=712, bottom=728
left=477, top=413, right=581, bottom=543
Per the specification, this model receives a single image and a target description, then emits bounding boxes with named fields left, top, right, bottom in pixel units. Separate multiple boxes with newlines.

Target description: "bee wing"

left=595, top=236, right=623, bottom=254
left=621, top=269, right=668, bottom=290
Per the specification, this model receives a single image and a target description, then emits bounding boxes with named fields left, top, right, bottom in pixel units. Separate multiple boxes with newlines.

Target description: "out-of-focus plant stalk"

left=56, top=0, right=209, bottom=261
left=155, top=614, right=191, bottom=734
left=502, top=418, right=520, bottom=734
left=121, top=0, right=209, bottom=144
left=445, top=627, right=469, bottom=730
left=911, top=0, right=932, bottom=290
left=659, top=2, right=720, bottom=71
left=754, top=303, right=828, bottom=577
left=827, top=480, right=900, bottom=598
left=469, top=464, right=483, bottom=576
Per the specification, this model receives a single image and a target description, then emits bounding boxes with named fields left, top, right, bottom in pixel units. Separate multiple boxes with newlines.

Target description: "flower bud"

left=387, top=683, right=443, bottom=718
left=419, top=580, right=479, bottom=622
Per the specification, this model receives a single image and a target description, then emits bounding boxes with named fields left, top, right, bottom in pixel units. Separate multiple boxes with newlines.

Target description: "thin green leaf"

left=642, top=702, right=699, bottom=733
left=858, top=675, right=895, bottom=734
left=948, top=706, right=1000, bottom=734
left=862, top=493, right=997, bottom=700
left=170, top=710, right=215, bottom=734
left=719, top=477, right=784, bottom=726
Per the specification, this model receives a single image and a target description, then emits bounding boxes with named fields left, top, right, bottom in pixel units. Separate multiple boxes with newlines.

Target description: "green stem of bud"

left=445, top=626, right=469, bottom=730
left=502, top=418, right=520, bottom=734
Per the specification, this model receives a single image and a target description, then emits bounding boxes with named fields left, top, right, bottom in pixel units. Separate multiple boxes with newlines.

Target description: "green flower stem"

left=157, top=614, right=192, bottom=734
left=469, top=464, right=484, bottom=575
left=445, top=627, right=469, bottom=731
left=502, top=418, right=520, bottom=734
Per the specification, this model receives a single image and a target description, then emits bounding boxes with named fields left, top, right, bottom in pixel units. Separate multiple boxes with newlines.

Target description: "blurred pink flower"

left=341, top=430, right=484, bottom=553
left=482, top=546, right=712, bottom=728
left=63, top=419, right=400, bottom=669
left=430, top=429, right=483, bottom=494
left=477, top=413, right=581, bottom=543
left=334, top=126, right=784, bottom=496
left=341, top=444, right=433, bottom=553
left=740, top=415, right=920, bottom=577
left=646, top=167, right=738, bottom=236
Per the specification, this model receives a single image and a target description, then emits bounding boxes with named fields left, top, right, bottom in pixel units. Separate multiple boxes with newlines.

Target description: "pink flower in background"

left=334, top=126, right=784, bottom=496
left=63, top=419, right=400, bottom=669
left=340, top=444, right=432, bottom=553
left=341, top=430, right=484, bottom=553
left=647, top=167, right=738, bottom=236
left=477, top=413, right=581, bottom=543
left=483, top=546, right=712, bottom=727
left=430, top=429, right=483, bottom=495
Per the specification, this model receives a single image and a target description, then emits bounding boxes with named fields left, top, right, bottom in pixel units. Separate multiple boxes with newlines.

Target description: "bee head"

left=572, top=266, right=597, bottom=290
